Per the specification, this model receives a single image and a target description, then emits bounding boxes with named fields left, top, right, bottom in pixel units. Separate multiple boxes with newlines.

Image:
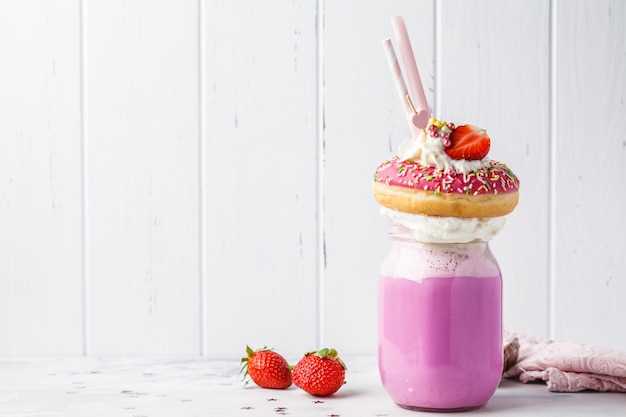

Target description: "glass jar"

left=378, top=226, right=503, bottom=412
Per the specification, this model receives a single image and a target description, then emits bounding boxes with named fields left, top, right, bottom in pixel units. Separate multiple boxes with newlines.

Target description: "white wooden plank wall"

left=0, top=1, right=84, bottom=355
left=0, top=0, right=624, bottom=357
left=83, top=0, right=201, bottom=355
left=202, top=1, right=319, bottom=358
left=554, top=0, right=626, bottom=348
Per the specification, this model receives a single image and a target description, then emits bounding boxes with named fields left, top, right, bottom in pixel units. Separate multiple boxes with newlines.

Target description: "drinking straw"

left=382, top=38, right=421, bottom=137
left=390, top=16, right=430, bottom=128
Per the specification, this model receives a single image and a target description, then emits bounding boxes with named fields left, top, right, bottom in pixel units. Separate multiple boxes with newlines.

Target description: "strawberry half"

left=292, top=348, right=346, bottom=397
left=241, top=346, right=292, bottom=389
left=445, top=124, right=490, bottom=160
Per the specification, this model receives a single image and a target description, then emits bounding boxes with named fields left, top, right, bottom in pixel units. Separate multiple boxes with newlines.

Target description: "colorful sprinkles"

left=374, top=157, right=519, bottom=196
left=427, top=117, right=455, bottom=148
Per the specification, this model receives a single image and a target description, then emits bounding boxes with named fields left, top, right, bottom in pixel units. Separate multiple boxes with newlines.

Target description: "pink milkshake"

left=373, top=16, right=520, bottom=412
left=378, top=236, right=503, bottom=411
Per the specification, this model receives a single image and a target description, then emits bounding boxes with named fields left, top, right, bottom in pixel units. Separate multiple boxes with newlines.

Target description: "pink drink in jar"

left=378, top=227, right=503, bottom=411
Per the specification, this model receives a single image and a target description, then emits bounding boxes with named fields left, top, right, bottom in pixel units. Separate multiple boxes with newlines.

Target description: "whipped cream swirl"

left=381, top=207, right=506, bottom=243
left=397, top=129, right=489, bottom=173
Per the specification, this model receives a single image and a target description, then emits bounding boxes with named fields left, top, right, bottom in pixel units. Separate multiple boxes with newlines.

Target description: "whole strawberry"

left=240, top=346, right=292, bottom=389
left=292, top=348, right=346, bottom=396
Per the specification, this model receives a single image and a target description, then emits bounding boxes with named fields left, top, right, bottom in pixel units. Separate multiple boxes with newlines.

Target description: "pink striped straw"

left=390, top=16, right=430, bottom=129
left=382, top=38, right=421, bottom=137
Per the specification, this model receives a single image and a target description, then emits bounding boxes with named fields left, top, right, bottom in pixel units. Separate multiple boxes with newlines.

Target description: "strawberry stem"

left=310, top=348, right=347, bottom=370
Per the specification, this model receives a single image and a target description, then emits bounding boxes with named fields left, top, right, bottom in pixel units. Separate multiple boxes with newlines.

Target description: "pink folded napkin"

left=502, top=331, right=626, bottom=392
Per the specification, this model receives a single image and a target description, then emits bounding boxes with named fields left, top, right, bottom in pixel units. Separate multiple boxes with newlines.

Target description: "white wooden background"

left=0, top=0, right=624, bottom=358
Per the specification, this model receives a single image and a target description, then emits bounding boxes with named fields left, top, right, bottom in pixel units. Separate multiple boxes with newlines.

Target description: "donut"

left=372, top=119, right=519, bottom=218
left=372, top=157, right=519, bottom=218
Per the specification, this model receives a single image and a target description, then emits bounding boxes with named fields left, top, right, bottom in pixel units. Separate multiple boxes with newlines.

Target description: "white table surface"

left=1, top=356, right=624, bottom=417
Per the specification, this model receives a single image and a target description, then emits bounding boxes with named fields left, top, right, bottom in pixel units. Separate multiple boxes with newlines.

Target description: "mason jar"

left=378, top=224, right=503, bottom=412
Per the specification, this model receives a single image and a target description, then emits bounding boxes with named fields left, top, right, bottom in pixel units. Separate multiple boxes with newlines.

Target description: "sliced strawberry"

left=445, top=124, right=490, bottom=160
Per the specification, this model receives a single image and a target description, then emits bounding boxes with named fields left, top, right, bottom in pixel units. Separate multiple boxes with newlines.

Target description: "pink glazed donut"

left=372, top=156, right=520, bottom=218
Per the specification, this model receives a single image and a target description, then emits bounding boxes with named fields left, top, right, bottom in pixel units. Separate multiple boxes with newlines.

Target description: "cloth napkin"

left=502, top=331, right=626, bottom=392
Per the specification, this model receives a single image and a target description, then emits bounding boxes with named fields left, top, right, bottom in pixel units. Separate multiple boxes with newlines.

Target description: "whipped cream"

left=397, top=129, right=489, bottom=173
left=381, top=207, right=505, bottom=243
